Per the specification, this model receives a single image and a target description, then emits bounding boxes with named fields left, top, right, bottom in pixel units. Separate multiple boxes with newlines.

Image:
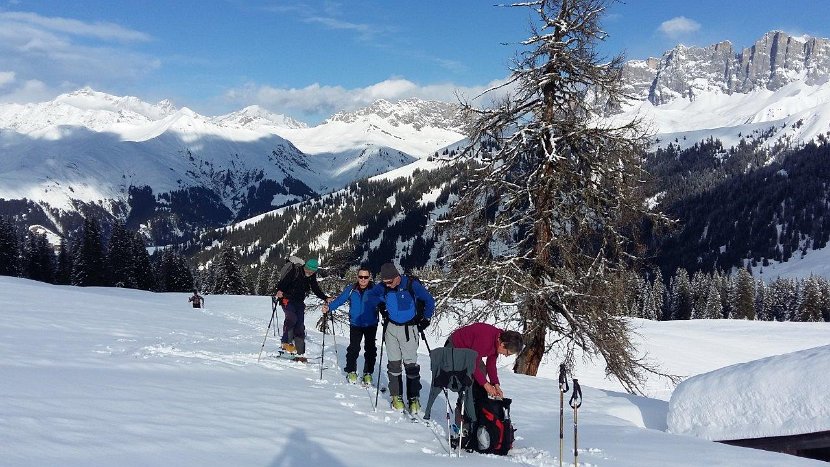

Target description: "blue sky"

left=1, top=0, right=828, bottom=124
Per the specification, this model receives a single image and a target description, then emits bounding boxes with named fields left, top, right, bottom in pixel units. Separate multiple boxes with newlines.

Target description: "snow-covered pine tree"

left=733, top=269, right=756, bottom=320
left=55, top=238, right=72, bottom=285
left=671, top=268, right=693, bottom=320
left=690, top=271, right=708, bottom=319
left=818, top=277, right=830, bottom=322
left=701, top=282, right=723, bottom=319
left=255, top=264, right=272, bottom=296
left=72, top=216, right=107, bottom=286
left=754, top=277, right=769, bottom=321
left=651, top=269, right=666, bottom=321
left=440, top=0, right=669, bottom=392
left=107, top=222, right=135, bottom=288
left=0, top=216, right=21, bottom=276
left=718, top=271, right=735, bottom=319
left=797, top=275, right=822, bottom=322
left=23, top=231, right=55, bottom=284
left=130, top=234, right=156, bottom=291
left=214, top=244, right=246, bottom=295
left=157, top=249, right=194, bottom=292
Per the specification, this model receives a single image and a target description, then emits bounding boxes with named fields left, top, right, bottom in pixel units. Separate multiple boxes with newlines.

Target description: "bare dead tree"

left=438, top=0, right=673, bottom=394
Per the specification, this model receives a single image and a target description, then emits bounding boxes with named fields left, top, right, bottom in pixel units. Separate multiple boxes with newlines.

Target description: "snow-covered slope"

left=2, top=276, right=827, bottom=466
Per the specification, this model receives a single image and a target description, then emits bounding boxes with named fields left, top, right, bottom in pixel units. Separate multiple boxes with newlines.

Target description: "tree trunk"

left=514, top=300, right=546, bottom=376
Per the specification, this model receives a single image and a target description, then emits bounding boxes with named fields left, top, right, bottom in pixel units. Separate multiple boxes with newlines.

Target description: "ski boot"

left=362, top=373, right=373, bottom=386
left=281, top=342, right=296, bottom=353
left=346, top=372, right=358, bottom=384
left=408, top=397, right=420, bottom=414
left=391, top=395, right=405, bottom=410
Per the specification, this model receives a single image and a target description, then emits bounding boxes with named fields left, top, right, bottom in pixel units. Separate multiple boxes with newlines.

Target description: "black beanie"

left=380, top=262, right=400, bottom=280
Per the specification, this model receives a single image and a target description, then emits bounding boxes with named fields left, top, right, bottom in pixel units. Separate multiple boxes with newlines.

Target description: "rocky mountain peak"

left=326, top=98, right=466, bottom=132
left=621, top=30, right=830, bottom=106
left=213, top=105, right=308, bottom=130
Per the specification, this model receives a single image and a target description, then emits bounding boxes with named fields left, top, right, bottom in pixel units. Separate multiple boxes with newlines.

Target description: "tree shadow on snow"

left=268, top=429, right=346, bottom=467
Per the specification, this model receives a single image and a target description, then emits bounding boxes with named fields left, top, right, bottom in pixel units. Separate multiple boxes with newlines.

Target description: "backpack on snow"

left=277, top=256, right=305, bottom=284
left=465, top=397, right=515, bottom=455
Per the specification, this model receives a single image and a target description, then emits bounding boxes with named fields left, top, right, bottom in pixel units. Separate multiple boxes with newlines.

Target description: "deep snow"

left=1, top=276, right=828, bottom=466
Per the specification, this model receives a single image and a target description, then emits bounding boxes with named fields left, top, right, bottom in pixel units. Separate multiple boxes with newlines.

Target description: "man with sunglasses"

left=323, top=267, right=381, bottom=385
left=369, top=262, right=435, bottom=413
left=274, top=258, right=331, bottom=363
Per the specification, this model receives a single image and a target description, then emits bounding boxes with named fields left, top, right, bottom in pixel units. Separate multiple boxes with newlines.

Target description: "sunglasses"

left=383, top=279, right=394, bottom=284
left=357, top=275, right=370, bottom=279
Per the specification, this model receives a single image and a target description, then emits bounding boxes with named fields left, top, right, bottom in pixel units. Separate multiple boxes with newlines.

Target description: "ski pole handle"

left=569, top=378, right=582, bottom=409
left=558, top=364, right=569, bottom=393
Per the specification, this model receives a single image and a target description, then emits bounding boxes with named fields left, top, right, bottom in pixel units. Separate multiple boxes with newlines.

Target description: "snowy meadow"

left=2, top=276, right=828, bottom=466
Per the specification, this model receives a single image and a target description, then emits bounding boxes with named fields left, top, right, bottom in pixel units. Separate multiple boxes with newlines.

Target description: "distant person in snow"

left=368, top=262, right=435, bottom=413
left=188, top=290, right=204, bottom=309
left=323, top=266, right=381, bottom=385
left=274, top=258, right=331, bottom=363
left=445, top=323, right=523, bottom=424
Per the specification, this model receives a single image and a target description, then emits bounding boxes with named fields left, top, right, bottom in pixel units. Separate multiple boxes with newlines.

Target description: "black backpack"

left=277, top=256, right=305, bottom=284
left=466, top=397, right=515, bottom=455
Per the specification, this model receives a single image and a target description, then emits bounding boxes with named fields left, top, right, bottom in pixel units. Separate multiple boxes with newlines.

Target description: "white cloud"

left=0, top=71, right=15, bottom=88
left=224, top=77, right=513, bottom=124
left=658, top=16, right=701, bottom=38
left=0, top=11, right=158, bottom=104
left=0, top=11, right=151, bottom=42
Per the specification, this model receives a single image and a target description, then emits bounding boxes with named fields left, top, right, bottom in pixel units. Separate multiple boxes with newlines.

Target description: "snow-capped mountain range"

left=0, top=88, right=465, bottom=243
left=616, top=30, right=830, bottom=150
left=4, top=29, right=830, bottom=253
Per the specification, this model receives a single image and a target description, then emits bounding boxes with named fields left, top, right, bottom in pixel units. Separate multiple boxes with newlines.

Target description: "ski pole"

left=257, top=302, right=277, bottom=362
left=320, top=310, right=328, bottom=380
left=272, top=298, right=277, bottom=336
left=569, top=378, right=582, bottom=467
left=457, top=389, right=466, bottom=458
left=558, top=364, right=569, bottom=467
left=374, top=318, right=388, bottom=411
left=329, top=311, right=340, bottom=367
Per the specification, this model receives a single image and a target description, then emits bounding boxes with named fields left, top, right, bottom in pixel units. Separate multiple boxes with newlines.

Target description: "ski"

left=269, top=351, right=321, bottom=367
left=412, top=413, right=453, bottom=455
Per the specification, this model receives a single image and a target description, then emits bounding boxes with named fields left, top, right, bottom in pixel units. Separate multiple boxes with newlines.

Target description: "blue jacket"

left=328, top=282, right=380, bottom=327
left=370, top=275, right=435, bottom=325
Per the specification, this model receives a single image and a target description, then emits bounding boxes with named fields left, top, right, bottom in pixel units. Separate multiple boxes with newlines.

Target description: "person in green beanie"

left=274, top=258, right=331, bottom=362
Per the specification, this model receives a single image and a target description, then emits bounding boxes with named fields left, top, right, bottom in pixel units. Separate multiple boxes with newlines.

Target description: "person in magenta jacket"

left=447, top=323, right=523, bottom=399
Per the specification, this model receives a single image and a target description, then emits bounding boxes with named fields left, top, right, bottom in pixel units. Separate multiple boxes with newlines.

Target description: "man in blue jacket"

left=323, top=266, right=381, bottom=385
left=369, top=262, right=435, bottom=413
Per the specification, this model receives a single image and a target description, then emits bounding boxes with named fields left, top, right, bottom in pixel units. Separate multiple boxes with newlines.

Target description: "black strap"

left=558, top=364, right=569, bottom=393
left=568, top=378, right=582, bottom=409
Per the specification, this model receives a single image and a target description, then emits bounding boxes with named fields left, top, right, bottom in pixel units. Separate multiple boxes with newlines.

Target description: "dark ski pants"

left=281, top=300, right=306, bottom=355
left=345, top=324, right=378, bottom=375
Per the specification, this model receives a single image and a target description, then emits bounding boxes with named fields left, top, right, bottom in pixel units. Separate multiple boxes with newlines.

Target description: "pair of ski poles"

left=320, top=307, right=340, bottom=379
left=257, top=297, right=338, bottom=369
left=559, top=364, right=583, bottom=467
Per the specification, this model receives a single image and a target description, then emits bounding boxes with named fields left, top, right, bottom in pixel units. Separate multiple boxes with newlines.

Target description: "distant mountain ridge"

left=622, top=31, right=830, bottom=105
left=0, top=89, right=464, bottom=244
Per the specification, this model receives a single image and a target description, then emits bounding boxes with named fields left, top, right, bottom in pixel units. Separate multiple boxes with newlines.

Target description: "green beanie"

left=304, top=258, right=319, bottom=272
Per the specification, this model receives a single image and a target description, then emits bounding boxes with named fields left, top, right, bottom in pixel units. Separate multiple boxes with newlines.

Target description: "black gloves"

left=417, top=318, right=430, bottom=331
left=376, top=302, right=388, bottom=320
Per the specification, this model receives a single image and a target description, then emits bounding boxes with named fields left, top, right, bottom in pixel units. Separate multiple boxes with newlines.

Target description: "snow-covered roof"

left=667, top=345, right=830, bottom=440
